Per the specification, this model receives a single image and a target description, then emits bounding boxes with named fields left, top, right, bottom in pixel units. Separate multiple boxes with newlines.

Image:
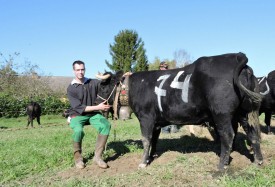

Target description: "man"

left=67, top=60, right=111, bottom=169
left=159, top=61, right=179, bottom=134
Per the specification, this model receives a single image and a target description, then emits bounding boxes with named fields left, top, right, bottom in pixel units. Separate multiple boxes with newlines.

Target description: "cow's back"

left=27, top=102, right=41, bottom=117
left=128, top=53, right=258, bottom=125
left=190, top=55, right=237, bottom=111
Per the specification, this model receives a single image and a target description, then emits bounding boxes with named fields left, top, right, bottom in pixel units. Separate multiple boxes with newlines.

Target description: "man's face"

left=159, top=66, right=168, bottom=70
left=73, top=64, right=85, bottom=80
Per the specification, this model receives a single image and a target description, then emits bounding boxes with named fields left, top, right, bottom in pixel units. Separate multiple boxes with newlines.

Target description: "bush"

left=0, top=94, right=70, bottom=118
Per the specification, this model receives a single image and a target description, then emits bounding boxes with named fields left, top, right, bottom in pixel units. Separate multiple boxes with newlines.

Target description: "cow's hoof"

left=254, top=159, right=263, bottom=166
left=217, top=164, right=228, bottom=171
left=75, top=160, right=85, bottom=169
left=138, top=163, right=147, bottom=168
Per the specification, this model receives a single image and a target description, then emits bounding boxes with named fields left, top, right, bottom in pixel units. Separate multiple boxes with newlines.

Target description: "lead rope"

left=112, top=83, right=122, bottom=141
left=96, top=84, right=118, bottom=152
left=97, top=84, right=117, bottom=104
left=104, top=83, right=121, bottom=152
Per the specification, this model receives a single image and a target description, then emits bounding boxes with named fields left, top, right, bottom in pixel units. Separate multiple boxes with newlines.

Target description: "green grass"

left=0, top=124, right=70, bottom=183
left=219, top=163, right=275, bottom=187
left=0, top=114, right=66, bottom=129
left=0, top=115, right=142, bottom=186
left=0, top=114, right=274, bottom=186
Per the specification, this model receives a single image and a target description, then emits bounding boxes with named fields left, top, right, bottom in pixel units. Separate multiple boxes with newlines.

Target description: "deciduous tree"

left=0, top=52, right=54, bottom=98
left=173, top=49, right=193, bottom=68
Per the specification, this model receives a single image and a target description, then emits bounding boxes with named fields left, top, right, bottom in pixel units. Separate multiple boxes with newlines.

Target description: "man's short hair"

left=72, top=60, right=85, bottom=69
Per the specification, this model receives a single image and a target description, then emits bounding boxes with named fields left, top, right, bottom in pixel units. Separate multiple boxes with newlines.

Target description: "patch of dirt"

left=55, top=121, right=275, bottom=183
left=56, top=153, right=142, bottom=180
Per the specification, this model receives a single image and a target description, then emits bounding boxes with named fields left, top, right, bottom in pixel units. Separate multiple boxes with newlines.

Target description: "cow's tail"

left=233, top=52, right=262, bottom=139
left=233, top=53, right=262, bottom=104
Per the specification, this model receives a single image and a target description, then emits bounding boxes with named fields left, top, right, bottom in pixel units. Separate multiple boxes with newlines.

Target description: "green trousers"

left=69, top=114, right=111, bottom=142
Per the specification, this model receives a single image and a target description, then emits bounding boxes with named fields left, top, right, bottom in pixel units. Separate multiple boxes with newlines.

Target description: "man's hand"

left=97, top=101, right=111, bottom=111
left=84, top=101, right=111, bottom=112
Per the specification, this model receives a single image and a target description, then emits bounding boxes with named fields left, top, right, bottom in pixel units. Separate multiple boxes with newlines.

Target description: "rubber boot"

left=93, top=134, right=108, bottom=169
left=73, top=142, right=85, bottom=169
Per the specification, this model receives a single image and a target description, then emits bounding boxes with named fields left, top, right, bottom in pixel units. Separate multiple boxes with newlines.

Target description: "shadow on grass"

left=155, top=132, right=254, bottom=165
left=89, top=132, right=254, bottom=166
left=84, top=139, right=143, bottom=163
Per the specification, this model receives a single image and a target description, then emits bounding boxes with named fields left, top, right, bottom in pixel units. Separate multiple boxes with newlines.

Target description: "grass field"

left=0, top=114, right=274, bottom=186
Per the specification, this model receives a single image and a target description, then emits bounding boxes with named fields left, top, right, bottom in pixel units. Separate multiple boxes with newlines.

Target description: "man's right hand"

left=97, top=102, right=111, bottom=111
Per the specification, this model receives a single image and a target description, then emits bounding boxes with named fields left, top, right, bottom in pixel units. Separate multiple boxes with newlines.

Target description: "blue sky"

left=1, top=0, right=274, bottom=78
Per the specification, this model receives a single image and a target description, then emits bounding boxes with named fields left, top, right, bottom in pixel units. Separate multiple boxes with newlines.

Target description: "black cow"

left=62, top=109, right=70, bottom=118
left=26, top=101, right=41, bottom=128
left=258, top=70, right=275, bottom=134
left=96, top=53, right=263, bottom=170
left=96, top=71, right=125, bottom=120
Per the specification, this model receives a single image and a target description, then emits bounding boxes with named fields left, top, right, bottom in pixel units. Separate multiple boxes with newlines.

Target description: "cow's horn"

left=96, top=73, right=111, bottom=80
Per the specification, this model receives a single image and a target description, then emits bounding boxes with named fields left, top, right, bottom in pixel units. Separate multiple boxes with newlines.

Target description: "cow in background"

left=26, top=101, right=42, bottom=128
left=95, top=53, right=263, bottom=170
left=62, top=109, right=70, bottom=118
left=258, top=70, right=275, bottom=134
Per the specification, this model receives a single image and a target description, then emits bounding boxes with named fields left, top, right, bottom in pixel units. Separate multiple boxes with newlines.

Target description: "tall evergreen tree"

left=105, top=29, right=148, bottom=72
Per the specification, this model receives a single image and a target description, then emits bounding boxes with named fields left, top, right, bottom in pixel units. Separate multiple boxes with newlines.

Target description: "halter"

left=97, top=84, right=117, bottom=104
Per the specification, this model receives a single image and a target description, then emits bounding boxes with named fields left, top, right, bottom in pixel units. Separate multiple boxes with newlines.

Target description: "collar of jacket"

left=71, top=77, right=89, bottom=85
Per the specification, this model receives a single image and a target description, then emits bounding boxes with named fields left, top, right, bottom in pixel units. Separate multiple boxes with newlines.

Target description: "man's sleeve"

left=67, top=86, right=86, bottom=115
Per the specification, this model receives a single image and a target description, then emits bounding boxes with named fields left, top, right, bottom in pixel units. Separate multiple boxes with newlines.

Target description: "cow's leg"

left=37, top=116, right=41, bottom=127
left=149, top=127, right=161, bottom=160
left=231, top=119, right=239, bottom=151
left=27, top=117, right=31, bottom=128
left=214, top=115, right=235, bottom=170
left=29, top=117, right=34, bottom=128
left=139, top=136, right=151, bottom=168
left=239, top=115, right=249, bottom=135
left=239, top=114, right=253, bottom=151
left=31, top=119, right=34, bottom=128
left=138, top=117, right=155, bottom=168
left=264, top=112, right=272, bottom=134
left=206, top=121, right=220, bottom=143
